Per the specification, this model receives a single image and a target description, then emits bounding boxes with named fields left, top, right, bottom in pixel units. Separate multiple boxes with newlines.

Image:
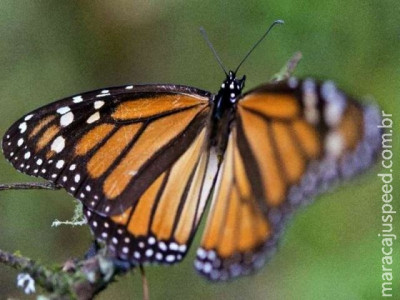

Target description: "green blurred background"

left=0, top=1, right=399, bottom=299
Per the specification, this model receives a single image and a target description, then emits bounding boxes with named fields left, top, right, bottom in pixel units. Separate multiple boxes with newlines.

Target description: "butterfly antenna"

left=234, top=20, right=284, bottom=74
left=200, top=27, right=228, bottom=76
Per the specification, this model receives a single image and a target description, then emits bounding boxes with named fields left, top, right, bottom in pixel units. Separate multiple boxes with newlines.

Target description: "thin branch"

left=0, top=249, right=36, bottom=271
left=140, top=265, right=150, bottom=300
left=0, top=181, right=60, bottom=191
left=0, top=248, right=128, bottom=299
left=271, top=51, right=303, bottom=82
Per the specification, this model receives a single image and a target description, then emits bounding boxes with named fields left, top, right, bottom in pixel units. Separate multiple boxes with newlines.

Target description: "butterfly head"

left=220, top=71, right=246, bottom=103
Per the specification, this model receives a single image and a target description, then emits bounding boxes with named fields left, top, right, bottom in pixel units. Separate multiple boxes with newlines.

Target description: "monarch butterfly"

left=1, top=21, right=382, bottom=281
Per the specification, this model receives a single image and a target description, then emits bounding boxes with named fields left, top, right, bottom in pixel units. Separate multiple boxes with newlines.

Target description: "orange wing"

left=195, top=129, right=272, bottom=280
left=83, top=136, right=219, bottom=264
left=2, top=85, right=212, bottom=216
left=195, top=79, right=382, bottom=280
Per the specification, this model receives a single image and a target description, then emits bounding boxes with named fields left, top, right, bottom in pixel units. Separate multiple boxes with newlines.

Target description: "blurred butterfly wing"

left=195, top=129, right=272, bottom=280
left=2, top=84, right=213, bottom=216
left=195, top=78, right=382, bottom=280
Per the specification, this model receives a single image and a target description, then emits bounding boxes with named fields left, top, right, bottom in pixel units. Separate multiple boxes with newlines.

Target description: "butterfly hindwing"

left=195, top=129, right=273, bottom=280
left=195, top=78, right=381, bottom=280
left=83, top=146, right=219, bottom=264
left=2, top=84, right=212, bottom=216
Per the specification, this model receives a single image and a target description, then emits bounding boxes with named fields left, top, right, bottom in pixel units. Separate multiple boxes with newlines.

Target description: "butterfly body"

left=210, top=71, right=246, bottom=155
left=2, top=73, right=382, bottom=281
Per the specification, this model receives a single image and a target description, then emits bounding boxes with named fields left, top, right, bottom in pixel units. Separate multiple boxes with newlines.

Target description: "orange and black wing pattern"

left=2, top=84, right=220, bottom=264
left=195, top=78, right=381, bottom=280
left=83, top=146, right=219, bottom=264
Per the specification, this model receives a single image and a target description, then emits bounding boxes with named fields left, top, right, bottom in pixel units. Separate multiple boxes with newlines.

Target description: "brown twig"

left=140, top=265, right=150, bottom=300
left=0, top=182, right=60, bottom=191
left=271, top=51, right=303, bottom=82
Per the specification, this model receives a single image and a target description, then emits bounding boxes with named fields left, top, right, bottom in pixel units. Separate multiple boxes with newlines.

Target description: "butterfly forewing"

left=195, top=78, right=382, bottom=280
left=2, top=84, right=213, bottom=216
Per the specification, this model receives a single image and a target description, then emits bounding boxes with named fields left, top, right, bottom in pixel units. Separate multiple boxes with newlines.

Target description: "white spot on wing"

left=73, top=96, right=83, bottom=103
left=303, top=79, right=319, bottom=124
left=145, top=249, right=154, bottom=257
left=125, top=85, right=133, bottom=89
left=60, top=112, right=74, bottom=127
left=159, top=241, right=167, bottom=251
left=321, top=81, right=346, bottom=127
left=166, top=255, right=175, bottom=262
left=56, top=106, right=70, bottom=115
left=203, top=262, right=212, bottom=273
left=96, top=90, right=111, bottom=97
left=94, top=101, right=105, bottom=109
left=325, top=131, right=344, bottom=158
left=74, top=174, right=80, bottom=183
left=24, top=114, right=34, bottom=121
left=197, top=248, right=206, bottom=259
left=19, top=122, right=27, bottom=133
left=51, top=136, right=65, bottom=153
left=17, top=138, right=24, bottom=147
left=170, top=242, right=178, bottom=251
left=56, top=160, right=65, bottom=169
left=86, top=112, right=100, bottom=124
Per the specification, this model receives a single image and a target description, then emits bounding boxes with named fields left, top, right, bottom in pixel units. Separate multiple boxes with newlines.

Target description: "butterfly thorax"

left=210, top=71, right=246, bottom=156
